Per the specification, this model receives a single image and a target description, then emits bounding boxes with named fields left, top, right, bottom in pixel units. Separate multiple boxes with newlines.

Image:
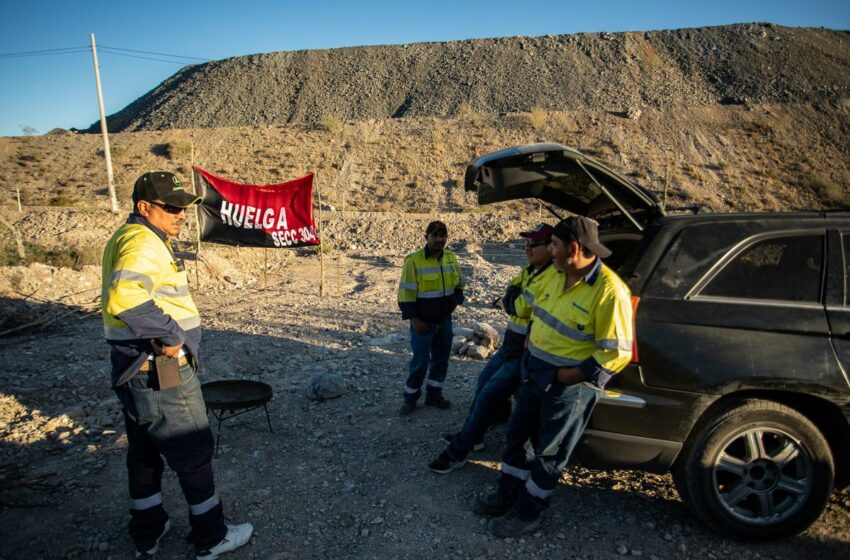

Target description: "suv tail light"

left=630, top=296, right=640, bottom=363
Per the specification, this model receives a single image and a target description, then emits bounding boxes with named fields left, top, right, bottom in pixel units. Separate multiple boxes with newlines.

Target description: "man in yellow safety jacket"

left=103, top=172, right=252, bottom=560
left=429, top=223, right=556, bottom=473
left=474, top=216, right=634, bottom=538
left=397, top=220, right=465, bottom=415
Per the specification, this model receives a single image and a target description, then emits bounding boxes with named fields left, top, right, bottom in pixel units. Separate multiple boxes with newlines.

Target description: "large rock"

left=466, top=345, right=489, bottom=360
left=451, top=336, right=467, bottom=352
left=474, top=322, right=500, bottom=347
left=306, top=373, right=348, bottom=401
left=453, top=327, right=475, bottom=339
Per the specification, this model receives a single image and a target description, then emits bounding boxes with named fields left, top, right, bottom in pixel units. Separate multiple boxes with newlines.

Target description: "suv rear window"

left=699, top=234, right=824, bottom=302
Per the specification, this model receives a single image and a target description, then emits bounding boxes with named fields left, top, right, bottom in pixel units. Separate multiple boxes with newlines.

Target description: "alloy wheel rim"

left=711, top=427, right=812, bottom=525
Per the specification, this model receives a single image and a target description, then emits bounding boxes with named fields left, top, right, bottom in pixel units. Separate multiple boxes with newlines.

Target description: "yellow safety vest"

left=508, top=265, right=559, bottom=335
left=102, top=223, right=200, bottom=340
left=398, top=247, right=464, bottom=322
left=527, top=259, right=633, bottom=377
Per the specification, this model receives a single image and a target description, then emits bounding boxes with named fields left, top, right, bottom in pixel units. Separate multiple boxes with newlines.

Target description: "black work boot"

left=424, top=394, right=451, bottom=409
left=428, top=451, right=467, bottom=474
left=473, top=486, right=517, bottom=517
left=488, top=511, right=541, bottom=538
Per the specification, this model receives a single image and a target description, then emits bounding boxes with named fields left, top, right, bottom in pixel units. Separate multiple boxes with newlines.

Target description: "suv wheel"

left=672, top=399, right=834, bottom=539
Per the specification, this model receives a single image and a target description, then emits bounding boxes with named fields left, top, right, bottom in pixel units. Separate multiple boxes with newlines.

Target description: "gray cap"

left=553, top=216, right=611, bottom=258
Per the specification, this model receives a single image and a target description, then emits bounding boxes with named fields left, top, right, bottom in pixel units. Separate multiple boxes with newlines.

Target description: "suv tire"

left=672, top=399, right=834, bottom=539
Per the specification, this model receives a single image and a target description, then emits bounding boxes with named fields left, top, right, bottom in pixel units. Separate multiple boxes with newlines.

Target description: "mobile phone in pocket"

left=155, top=355, right=181, bottom=390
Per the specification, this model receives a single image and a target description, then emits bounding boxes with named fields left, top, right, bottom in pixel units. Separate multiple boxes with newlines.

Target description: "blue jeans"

left=115, top=361, right=227, bottom=551
left=404, top=317, right=453, bottom=403
left=498, top=380, right=600, bottom=521
left=447, top=346, right=520, bottom=460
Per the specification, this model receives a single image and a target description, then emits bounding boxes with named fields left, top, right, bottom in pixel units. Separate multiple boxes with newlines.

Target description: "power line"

left=0, top=46, right=89, bottom=59
left=0, top=44, right=211, bottom=64
left=97, top=44, right=210, bottom=62
left=96, top=49, right=199, bottom=65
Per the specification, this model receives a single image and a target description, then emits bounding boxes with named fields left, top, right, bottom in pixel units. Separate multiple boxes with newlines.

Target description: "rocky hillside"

left=91, top=23, right=850, bottom=132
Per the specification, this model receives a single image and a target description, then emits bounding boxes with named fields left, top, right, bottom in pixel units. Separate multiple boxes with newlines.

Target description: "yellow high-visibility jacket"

left=525, top=259, right=633, bottom=389
left=102, top=215, right=201, bottom=386
left=498, top=262, right=557, bottom=359
left=398, top=246, right=465, bottom=323
left=508, top=263, right=558, bottom=336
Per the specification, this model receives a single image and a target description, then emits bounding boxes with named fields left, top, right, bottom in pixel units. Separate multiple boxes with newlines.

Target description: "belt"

left=139, top=355, right=190, bottom=372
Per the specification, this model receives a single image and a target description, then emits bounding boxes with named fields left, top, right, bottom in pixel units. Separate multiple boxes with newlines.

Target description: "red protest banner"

left=194, top=167, right=320, bottom=248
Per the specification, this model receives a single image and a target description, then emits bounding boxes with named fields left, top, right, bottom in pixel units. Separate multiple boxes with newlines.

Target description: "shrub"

left=802, top=175, right=845, bottom=207
left=17, top=151, right=42, bottom=163
left=0, top=243, right=100, bottom=269
left=47, top=195, right=76, bottom=206
left=529, top=106, right=548, bottom=129
left=165, top=140, right=192, bottom=161
left=457, top=102, right=485, bottom=127
left=319, top=113, right=344, bottom=135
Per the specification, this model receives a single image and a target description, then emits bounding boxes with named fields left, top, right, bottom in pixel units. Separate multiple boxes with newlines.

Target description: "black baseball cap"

left=426, top=220, right=448, bottom=235
left=553, top=216, right=612, bottom=258
left=132, top=172, right=201, bottom=207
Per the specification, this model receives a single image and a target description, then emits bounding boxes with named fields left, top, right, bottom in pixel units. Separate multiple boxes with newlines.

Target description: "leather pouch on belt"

left=155, top=355, right=181, bottom=390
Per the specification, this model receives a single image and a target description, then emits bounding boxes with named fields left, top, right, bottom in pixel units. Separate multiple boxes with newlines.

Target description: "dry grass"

left=0, top=242, right=100, bottom=269
left=46, top=195, right=76, bottom=207
left=165, top=140, right=192, bottom=161
left=456, top=102, right=485, bottom=127
left=802, top=175, right=846, bottom=207
left=319, top=113, right=344, bottom=135
left=2, top=103, right=849, bottom=216
left=529, top=106, right=548, bottom=129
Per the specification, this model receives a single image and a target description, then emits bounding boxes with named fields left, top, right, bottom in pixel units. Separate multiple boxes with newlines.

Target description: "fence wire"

left=179, top=241, right=530, bottom=300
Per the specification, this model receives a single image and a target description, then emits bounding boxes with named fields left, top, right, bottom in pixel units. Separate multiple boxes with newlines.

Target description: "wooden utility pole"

left=90, top=33, right=119, bottom=213
left=190, top=140, right=202, bottom=287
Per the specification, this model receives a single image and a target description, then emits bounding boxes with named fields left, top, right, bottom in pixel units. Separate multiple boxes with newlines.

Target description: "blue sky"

left=1, top=0, right=848, bottom=137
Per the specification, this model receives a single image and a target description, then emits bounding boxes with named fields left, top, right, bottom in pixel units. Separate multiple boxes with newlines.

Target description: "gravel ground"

left=1, top=242, right=849, bottom=560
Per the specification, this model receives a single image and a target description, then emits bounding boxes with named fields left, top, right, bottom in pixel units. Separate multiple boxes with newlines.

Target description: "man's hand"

left=151, top=339, right=183, bottom=358
left=411, top=318, right=430, bottom=334
left=556, top=367, right=586, bottom=386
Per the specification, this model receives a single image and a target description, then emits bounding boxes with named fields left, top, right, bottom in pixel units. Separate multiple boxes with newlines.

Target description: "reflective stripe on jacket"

left=526, top=259, right=633, bottom=388
left=507, top=263, right=557, bottom=335
left=398, top=246, right=465, bottom=323
left=102, top=215, right=202, bottom=386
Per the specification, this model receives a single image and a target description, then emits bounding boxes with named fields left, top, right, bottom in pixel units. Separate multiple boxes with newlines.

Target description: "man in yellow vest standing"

left=474, top=217, right=634, bottom=538
left=397, top=220, right=466, bottom=415
left=102, top=172, right=252, bottom=560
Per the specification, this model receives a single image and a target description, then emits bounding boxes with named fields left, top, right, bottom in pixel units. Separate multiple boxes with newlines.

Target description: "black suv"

left=465, top=143, right=850, bottom=540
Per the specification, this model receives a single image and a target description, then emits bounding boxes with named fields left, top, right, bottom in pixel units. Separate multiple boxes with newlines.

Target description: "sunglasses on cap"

left=148, top=200, right=188, bottom=214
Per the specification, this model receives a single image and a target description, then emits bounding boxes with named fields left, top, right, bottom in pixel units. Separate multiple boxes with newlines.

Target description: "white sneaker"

left=135, top=519, right=171, bottom=559
left=196, top=523, right=254, bottom=560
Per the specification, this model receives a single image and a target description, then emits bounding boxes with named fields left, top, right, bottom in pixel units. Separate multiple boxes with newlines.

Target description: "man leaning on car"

left=474, top=216, right=634, bottom=538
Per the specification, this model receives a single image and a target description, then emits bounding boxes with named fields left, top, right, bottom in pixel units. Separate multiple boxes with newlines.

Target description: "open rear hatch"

left=464, top=143, right=664, bottom=231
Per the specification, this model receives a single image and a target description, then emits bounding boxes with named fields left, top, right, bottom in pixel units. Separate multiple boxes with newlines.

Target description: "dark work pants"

left=498, top=380, right=600, bottom=521
left=404, top=317, right=453, bottom=403
left=447, top=346, right=520, bottom=460
left=115, top=362, right=226, bottom=551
